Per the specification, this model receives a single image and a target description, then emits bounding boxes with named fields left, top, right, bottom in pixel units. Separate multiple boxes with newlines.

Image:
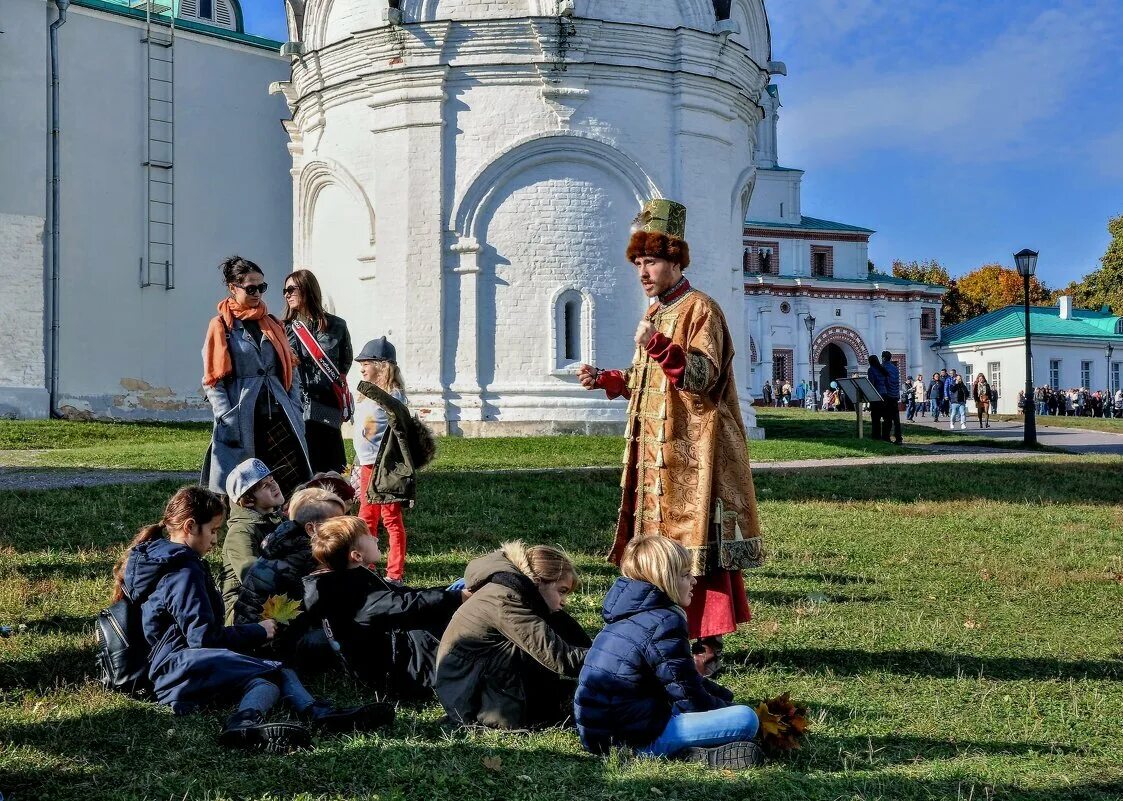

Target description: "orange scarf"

left=203, top=298, right=295, bottom=390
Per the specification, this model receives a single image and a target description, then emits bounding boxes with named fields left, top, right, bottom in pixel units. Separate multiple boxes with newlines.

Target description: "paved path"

left=2, top=420, right=1119, bottom=492
left=902, top=416, right=1123, bottom=455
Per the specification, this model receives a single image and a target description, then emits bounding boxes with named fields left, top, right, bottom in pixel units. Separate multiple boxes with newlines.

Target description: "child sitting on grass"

left=114, top=486, right=393, bottom=752
left=233, top=488, right=346, bottom=665
left=303, top=516, right=468, bottom=700
left=574, top=535, right=762, bottom=770
left=435, top=541, right=591, bottom=730
left=220, top=458, right=287, bottom=622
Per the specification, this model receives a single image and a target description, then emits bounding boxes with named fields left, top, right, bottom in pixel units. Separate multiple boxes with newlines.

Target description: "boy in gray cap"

left=219, top=458, right=287, bottom=623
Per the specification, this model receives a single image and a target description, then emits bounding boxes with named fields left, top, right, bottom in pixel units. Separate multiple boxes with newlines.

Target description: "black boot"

left=220, top=709, right=312, bottom=753
left=677, top=740, right=764, bottom=770
left=303, top=700, right=396, bottom=733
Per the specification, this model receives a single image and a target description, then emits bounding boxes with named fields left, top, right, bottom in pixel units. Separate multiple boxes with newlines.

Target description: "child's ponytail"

left=110, top=485, right=226, bottom=603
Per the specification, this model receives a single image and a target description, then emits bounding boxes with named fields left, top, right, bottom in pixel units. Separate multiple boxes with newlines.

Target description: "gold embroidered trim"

left=682, top=351, right=715, bottom=393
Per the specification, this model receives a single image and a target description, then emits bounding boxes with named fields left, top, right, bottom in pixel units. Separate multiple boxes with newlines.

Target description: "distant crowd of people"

left=1021, top=386, right=1123, bottom=418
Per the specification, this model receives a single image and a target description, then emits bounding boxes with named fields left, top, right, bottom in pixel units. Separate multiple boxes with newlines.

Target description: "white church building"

left=742, top=84, right=947, bottom=398
left=1, top=0, right=949, bottom=434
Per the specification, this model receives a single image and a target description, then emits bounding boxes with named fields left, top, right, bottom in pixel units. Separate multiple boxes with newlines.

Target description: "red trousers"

left=358, top=464, right=407, bottom=581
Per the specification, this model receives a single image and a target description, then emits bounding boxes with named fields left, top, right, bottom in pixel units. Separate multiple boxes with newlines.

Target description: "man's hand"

left=578, top=364, right=599, bottom=390
left=635, top=320, right=656, bottom=349
left=461, top=589, right=474, bottom=603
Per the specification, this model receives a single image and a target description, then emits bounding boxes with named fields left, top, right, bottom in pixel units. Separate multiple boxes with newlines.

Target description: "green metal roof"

left=939, top=305, right=1123, bottom=346
left=72, top=0, right=282, bottom=50
left=745, top=215, right=876, bottom=234
left=753, top=273, right=947, bottom=291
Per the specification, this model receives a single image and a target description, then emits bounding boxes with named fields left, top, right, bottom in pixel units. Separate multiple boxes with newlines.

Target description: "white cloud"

left=776, top=1, right=1122, bottom=168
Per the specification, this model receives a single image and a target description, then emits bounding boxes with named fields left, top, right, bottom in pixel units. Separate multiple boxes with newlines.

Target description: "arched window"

left=179, top=0, right=238, bottom=30
left=553, top=288, right=589, bottom=372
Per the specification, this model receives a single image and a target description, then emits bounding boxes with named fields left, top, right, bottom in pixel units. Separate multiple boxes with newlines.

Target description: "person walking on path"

left=927, top=372, right=943, bottom=421
left=761, top=380, right=772, bottom=407
left=202, top=257, right=310, bottom=499
left=948, top=374, right=969, bottom=430
left=282, top=270, right=354, bottom=475
left=972, top=373, right=992, bottom=429
left=913, top=375, right=927, bottom=418
left=578, top=198, right=765, bottom=675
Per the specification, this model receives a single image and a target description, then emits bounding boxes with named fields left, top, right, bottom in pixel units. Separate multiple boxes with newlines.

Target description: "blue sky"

left=243, top=0, right=1122, bottom=288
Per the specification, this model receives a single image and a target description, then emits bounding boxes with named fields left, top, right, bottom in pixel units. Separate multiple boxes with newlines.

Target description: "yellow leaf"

left=755, top=702, right=785, bottom=740
left=482, top=756, right=502, bottom=772
left=261, top=595, right=303, bottom=625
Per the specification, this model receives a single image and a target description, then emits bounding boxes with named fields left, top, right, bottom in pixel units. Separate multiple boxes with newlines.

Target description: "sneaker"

left=677, top=740, right=764, bottom=770
left=961, top=423, right=967, bottom=430
left=305, top=701, right=396, bottom=733
left=220, top=710, right=312, bottom=753
left=949, top=423, right=954, bottom=429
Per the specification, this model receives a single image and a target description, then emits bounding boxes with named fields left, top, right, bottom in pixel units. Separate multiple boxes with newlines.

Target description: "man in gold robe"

left=579, top=199, right=764, bottom=669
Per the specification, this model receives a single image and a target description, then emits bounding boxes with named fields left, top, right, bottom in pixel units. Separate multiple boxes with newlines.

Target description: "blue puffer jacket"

left=122, top=537, right=279, bottom=714
left=574, top=578, right=732, bottom=753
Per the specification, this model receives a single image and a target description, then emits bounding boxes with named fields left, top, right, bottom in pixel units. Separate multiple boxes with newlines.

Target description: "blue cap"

left=225, top=458, right=274, bottom=502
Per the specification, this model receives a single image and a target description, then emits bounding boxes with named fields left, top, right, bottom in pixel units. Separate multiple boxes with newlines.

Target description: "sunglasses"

left=237, top=283, right=268, bottom=295
left=283, top=286, right=299, bottom=296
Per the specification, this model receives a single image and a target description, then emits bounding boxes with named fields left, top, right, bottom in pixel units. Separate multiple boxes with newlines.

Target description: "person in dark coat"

left=303, top=516, right=467, bottom=700
left=866, top=356, right=889, bottom=441
left=435, top=541, right=590, bottom=730
left=880, top=351, right=903, bottom=444
left=574, top=536, right=760, bottom=770
left=113, top=486, right=392, bottom=751
left=927, top=372, right=944, bottom=421
left=283, top=269, right=354, bottom=474
left=202, top=256, right=311, bottom=498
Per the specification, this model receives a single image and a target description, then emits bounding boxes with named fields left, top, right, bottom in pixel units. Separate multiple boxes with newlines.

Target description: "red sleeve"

left=645, top=331, right=686, bottom=388
left=594, top=369, right=630, bottom=400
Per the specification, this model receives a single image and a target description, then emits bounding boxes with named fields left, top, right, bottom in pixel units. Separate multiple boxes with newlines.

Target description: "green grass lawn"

left=0, top=408, right=1012, bottom=472
left=2, top=457, right=1121, bottom=800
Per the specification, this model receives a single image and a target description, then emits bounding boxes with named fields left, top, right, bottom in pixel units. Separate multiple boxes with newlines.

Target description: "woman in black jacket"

left=283, top=270, right=353, bottom=474
left=927, top=372, right=943, bottom=422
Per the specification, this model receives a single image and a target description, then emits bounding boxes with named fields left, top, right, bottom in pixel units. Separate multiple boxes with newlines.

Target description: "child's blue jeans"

left=638, top=705, right=759, bottom=757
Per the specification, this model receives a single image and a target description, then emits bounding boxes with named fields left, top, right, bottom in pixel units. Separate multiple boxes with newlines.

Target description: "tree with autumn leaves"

left=890, top=216, right=1123, bottom=325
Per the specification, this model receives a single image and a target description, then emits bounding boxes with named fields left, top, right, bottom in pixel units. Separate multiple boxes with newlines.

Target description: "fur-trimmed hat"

left=626, top=199, right=690, bottom=269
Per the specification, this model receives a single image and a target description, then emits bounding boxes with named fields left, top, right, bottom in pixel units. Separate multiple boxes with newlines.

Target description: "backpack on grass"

left=94, top=591, right=152, bottom=698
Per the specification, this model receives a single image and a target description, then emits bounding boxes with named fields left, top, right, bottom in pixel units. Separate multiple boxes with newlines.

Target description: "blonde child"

left=574, top=535, right=761, bottom=769
left=352, top=337, right=410, bottom=581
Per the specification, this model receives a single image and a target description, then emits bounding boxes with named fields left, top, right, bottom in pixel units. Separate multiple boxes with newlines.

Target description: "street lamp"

left=1014, top=248, right=1038, bottom=446
left=1107, top=343, right=1115, bottom=396
left=805, top=314, right=816, bottom=406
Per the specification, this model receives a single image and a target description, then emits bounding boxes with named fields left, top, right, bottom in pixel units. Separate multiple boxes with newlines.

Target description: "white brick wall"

left=0, top=214, right=46, bottom=390
left=289, top=9, right=768, bottom=432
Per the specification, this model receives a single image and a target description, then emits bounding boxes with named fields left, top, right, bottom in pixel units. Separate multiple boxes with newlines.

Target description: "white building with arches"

left=277, top=0, right=777, bottom=435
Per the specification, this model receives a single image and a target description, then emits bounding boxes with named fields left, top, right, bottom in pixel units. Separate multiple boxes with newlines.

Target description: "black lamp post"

left=1107, top=343, right=1115, bottom=396
left=805, top=314, right=816, bottom=400
left=1014, top=248, right=1038, bottom=446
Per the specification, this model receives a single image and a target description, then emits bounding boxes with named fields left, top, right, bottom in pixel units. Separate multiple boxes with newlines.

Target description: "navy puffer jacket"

left=122, top=538, right=278, bottom=714
left=574, top=577, right=732, bottom=753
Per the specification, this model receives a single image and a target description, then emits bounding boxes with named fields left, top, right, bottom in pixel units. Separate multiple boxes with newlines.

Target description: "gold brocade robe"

left=610, top=288, right=765, bottom=576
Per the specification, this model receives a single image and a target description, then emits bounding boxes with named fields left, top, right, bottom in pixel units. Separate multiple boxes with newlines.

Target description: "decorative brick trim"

left=811, top=326, right=869, bottom=364
left=745, top=283, right=945, bottom=303
left=810, top=245, right=834, bottom=278
left=772, top=348, right=795, bottom=384
left=745, top=226, right=871, bottom=244
left=743, top=240, right=780, bottom=275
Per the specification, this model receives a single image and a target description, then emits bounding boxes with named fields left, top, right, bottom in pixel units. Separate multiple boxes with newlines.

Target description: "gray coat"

left=201, top=316, right=310, bottom=495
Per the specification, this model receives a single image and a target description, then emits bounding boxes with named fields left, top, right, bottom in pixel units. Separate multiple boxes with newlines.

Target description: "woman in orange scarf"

left=201, top=256, right=311, bottom=498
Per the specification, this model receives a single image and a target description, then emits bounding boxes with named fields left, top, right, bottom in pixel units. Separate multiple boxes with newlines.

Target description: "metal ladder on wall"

left=137, top=1, right=175, bottom=289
